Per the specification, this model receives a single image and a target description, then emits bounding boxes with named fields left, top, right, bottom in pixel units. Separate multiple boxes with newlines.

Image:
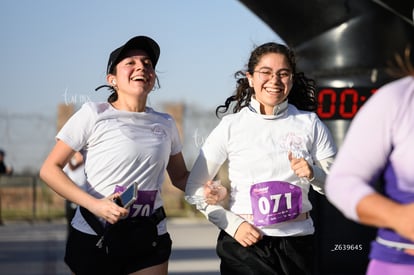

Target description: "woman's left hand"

left=288, top=151, right=314, bottom=181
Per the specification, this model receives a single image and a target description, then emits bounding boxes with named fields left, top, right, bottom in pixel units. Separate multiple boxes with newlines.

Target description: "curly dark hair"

left=216, top=42, right=317, bottom=117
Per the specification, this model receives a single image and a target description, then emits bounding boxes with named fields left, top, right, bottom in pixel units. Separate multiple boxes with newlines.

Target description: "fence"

left=0, top=174, right=207, bottom=224
left=0, top=175, right=66, bottom=224
left=0, top=104, right=223, bottom=223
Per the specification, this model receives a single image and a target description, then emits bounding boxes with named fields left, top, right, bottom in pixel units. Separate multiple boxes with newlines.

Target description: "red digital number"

left=317, top=89, right=336, bottom=119
left=317, top=87, right=378, bottom=120
left=339, top=89, right=358, bottom=119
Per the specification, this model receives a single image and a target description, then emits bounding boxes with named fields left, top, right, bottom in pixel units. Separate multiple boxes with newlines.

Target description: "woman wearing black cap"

left=40, top=36, right=189, bottom=275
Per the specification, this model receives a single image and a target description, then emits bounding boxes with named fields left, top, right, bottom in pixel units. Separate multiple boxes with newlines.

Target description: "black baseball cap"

left=106, top=36, right=160, bottom=75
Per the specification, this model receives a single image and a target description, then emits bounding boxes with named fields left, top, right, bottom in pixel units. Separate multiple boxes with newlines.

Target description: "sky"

left=0, top=0, right=281, bottom=114
left=0, top=0, right=282, bottom=173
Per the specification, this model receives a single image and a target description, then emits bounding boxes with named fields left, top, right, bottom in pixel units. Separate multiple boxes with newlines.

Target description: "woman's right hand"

left=234, top=221, right=262, bottom=247
left=357, top=195, right=414, bottom=256
left=204, top=180, right=227, bottom=205
left=90, top=194, right=129, bottom=224
left=391, top=203, right=414, bottom=243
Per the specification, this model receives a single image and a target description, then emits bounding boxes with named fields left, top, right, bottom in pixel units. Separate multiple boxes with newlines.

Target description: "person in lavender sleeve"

left=185, top=42, right=337, bottom=275
left=326, top=47, right=414, bottom=275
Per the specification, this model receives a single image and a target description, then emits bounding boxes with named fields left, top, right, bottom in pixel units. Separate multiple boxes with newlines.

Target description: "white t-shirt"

left=186, top=98, right=337, bottom=237
left=63, top=162, right=87, bottom=190
left=57, top=102, right=182, bottom=234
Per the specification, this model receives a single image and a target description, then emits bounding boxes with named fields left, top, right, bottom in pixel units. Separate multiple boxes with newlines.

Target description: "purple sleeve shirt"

left=326, top=76, right=414, bottom=264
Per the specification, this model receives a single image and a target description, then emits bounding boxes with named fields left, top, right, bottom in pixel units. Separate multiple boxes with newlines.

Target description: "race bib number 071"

left=250, top=181, right=302, bottom=226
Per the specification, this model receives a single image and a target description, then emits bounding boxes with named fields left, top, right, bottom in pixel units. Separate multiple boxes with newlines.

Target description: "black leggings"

left=216, top=230, right=314, bottom=275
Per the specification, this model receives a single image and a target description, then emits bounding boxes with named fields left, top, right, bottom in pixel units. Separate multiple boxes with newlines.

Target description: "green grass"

left=1, top=208, right=65, bottom=221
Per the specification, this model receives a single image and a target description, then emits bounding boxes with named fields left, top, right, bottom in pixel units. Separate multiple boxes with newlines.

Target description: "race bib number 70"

left=114, top=185, right=157, bottom=218
left=250, top=181, right=302, bottom=226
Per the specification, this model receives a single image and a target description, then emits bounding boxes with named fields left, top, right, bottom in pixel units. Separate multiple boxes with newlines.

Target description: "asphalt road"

left=0, top=218, right=220, bottom=275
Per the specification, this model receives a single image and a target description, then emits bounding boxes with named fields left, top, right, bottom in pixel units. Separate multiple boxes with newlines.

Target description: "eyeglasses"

left=254, top=69, right=292, bottom=81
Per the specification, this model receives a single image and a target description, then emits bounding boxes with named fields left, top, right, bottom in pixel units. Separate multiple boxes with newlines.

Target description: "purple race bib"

left=250, top=181, right=302, bottom=226
left=114, top=185, right=157, bottom=218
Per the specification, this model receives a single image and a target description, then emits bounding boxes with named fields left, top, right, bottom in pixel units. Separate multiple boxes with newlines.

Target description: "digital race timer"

left=316, top=87, right=378, bottom=120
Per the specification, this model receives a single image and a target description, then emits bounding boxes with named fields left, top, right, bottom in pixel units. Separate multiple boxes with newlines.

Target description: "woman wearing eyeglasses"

left=185, top=42, right=337, bottom=275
